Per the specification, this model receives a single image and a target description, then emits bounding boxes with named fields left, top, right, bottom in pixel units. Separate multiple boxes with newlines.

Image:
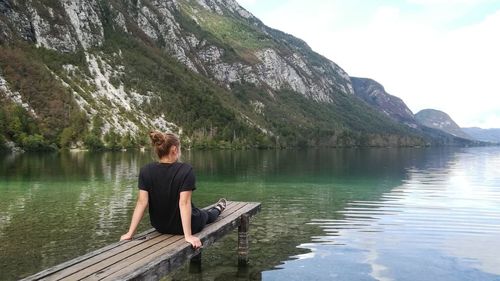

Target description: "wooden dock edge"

left=122, top=202, right=261, bottom=281
left=22, top=202, right=261, bottom=281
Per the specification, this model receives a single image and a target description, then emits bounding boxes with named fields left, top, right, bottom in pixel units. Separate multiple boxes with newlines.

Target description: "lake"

left=1, top=147, right=500, bottom=280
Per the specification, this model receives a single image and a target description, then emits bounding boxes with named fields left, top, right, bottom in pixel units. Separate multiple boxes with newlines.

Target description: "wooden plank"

left=73, top=202, right=247, bottom=281
left=102, top=202, right=260, bottom=281
left=91, top=202, right=249, bottom=280
left=21, top=229, right=158, bottom=281
left=53, top=235, right=179, bottom=280
left=22, top=201, right=261, bottom=281
left=41, top=229, right=177, bottom=280
left=125, top=202, right=259, bottom=281
left=102, top=203, right=260, bottom=281
left=25, top=202, right=236, bottom=280
left=49, top=202, right=245, bottom=281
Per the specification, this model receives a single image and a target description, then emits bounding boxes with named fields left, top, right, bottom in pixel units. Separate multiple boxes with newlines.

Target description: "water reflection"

left=169, top=148, right=442, bottom=280
left=266, top=147, right=500, bottom=281
left=0, top=151, right=148, bottom=280
left=3, top=148, right=498, bottom=280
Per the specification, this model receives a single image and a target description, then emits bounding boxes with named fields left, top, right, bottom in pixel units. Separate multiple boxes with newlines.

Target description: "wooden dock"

left=23, top=201, right=261, bottom=281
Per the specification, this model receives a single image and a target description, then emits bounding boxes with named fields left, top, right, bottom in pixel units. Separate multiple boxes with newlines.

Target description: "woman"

left=120, top=131, right=226, bottom=249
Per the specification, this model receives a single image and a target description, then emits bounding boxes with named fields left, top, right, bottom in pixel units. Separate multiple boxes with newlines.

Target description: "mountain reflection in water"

left=263, top=147, right=500, bottom=281
left=1, top=148, right=499, bottom=281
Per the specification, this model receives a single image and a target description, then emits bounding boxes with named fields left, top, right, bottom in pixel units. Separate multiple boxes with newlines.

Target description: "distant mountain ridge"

left=415, top=109, right=472, bottom=140
left=351, top=77, right=418, bottom=128
left=350, top=78, right=483, bottom=146
left=462, top=128, right=500, bottom=143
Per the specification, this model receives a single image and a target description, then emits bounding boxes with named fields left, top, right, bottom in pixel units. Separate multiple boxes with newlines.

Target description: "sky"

left=237, top=0, right=500, bottom=129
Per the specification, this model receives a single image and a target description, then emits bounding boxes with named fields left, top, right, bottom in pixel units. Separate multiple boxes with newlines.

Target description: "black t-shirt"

left=138, top=162, right=203, bottom=234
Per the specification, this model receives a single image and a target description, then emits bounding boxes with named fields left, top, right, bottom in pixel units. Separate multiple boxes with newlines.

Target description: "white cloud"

left=408, top=0, right=490, bottom=5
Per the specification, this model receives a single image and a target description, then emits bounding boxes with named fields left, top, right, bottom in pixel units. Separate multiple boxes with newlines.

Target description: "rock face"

left=415, top=109, right=472, bottom=139
left=0, top=0, right=35, bottom=44
left=351, top=77, right=418, bottom=128
left=0, top=0, right=104, bottom=51
left=5, top=0, right=353, bottom=99
left=0, top=0, right=427, bottom=149
left=133, top=0, right=354, bottom=102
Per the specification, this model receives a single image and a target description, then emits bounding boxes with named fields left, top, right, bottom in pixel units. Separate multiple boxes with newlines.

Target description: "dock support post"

left=238, top=214, right=250, bottom=266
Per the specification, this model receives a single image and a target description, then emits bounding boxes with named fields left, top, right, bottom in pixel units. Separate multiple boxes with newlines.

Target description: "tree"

left=59, top=127, right=75, bottom=148
left=84, top=134, right=104, bottom=151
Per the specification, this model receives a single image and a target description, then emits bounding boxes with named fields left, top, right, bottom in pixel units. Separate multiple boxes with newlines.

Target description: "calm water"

left=1, top=147, right=500, bottom=280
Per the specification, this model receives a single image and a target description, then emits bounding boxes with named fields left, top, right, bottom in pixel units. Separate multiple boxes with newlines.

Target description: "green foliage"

left=179, top=0, right=274, bottom=63
left=28, top=44, right=87, bottom=71
left=229, top=82, right=424, bottom=147
left=59, top=127, right=75, bottom=148
left=0, top=1, right=427, bottom=150
left=104, top=130, right=120, bottom=150
left=0, top=135, right=5, bottom=150
left=0, top=44, right=82, bottom=146
left=97, top=28, right=270, bottom=148
left=120, top=133, right=136, bottom=149
left=100, top=23, right=416, bottom=149
left=90, top=116, right=104, bottom=135
left=83, top=116, right=105, bottom=151
left=19, top=133, right=53, bottom=151
left=0, top=100, right=54, bottom=150
left=136, top=133, right=148, bottom=147
left=59, top=111, right=89, bottom=148
left=0, top=100, right=40, bottom=146
left=84, top=134, right=104, bottom=151
left=0, top=108, right=5, bottom=149
left=0, top=44, right=89, bottom=151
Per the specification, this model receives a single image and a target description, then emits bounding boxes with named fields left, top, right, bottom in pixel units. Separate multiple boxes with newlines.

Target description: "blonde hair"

left=149, top=131, right=180, bottom=159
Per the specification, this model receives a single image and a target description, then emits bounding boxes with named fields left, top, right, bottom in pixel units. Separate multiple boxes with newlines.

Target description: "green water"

left=1, top=147, right=500, bottom=280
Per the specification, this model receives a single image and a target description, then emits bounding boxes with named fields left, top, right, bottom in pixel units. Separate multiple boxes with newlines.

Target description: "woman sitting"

left=120, top=131, right=226, bottom=249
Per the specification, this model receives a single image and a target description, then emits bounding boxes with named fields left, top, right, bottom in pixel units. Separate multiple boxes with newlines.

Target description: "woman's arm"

left=120, top=190, right=149, bottom=241
left=179, top=191, right=202, bottom=249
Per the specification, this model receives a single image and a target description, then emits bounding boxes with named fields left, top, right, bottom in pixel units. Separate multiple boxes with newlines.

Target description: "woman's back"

left=121, top=130, right=225, bottom=249
left=138, top=162, right=195, bottom=234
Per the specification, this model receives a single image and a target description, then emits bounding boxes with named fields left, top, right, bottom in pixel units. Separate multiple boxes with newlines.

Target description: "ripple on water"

left=270, top=149, right=500, bottom=281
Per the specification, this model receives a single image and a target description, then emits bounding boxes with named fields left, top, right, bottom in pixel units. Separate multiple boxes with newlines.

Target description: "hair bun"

left=149, top=131, right=165, bottom=146
left=149, top=130, right=180, bottom=159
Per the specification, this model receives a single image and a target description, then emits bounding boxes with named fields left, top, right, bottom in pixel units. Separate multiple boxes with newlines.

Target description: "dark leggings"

left=192, top=207, right=221, bottom=233
left=202, top=207, right=221, bottom=224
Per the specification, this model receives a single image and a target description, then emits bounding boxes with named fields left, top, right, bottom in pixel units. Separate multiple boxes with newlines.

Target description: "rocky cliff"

left=351, top=77, right=418, bottom=128
left=0, top=0, right=425, bottom=150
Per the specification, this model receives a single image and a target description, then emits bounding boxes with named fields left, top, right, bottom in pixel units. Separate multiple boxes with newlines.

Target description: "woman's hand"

left=120, top=232, right=134, bottom=241
left=185, top=235, right=202, bottom=249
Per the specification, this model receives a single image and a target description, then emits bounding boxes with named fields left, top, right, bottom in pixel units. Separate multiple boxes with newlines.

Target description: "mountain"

left=415, top=109, right=472, bottom=139
left=351, top=77, right=418, bottom=128
left=350, top=78, right=483, bottom=146
left=462, top=127, right=500, bottom=143
left=0, top=0, right=429, bottom=150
